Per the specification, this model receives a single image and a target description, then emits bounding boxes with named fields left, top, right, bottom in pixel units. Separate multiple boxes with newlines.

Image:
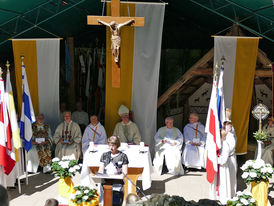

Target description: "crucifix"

left=87, top=0, right=145, bottom=88
left=252, top=103, right=269, bottom=132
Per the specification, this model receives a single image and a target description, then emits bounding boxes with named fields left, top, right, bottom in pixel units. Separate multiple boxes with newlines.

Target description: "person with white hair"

left=153, top=117, right=184, bottom=176
left=182, top=113, right=206, bottom=170
left=82, top=115, right=107, bottom=155
left=113, top=105, right=141, bottom=144
left=53, top=111, right=82, bottom=161
left=27, top=113, right=52, bottom=173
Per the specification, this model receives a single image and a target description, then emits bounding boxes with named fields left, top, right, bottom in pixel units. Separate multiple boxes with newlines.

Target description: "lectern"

left=89, top=166, right=144, bottom=206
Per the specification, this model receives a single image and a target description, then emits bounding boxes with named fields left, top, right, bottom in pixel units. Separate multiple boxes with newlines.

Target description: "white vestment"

left=224, top=132, right=237, bottom=197
left=182, top=122, right=206, bottom=169
left=262, top=138, right=274, bottom=165
left=53, top=121, right=82, bottom=161
left=82, top=122, right=107, bottom=154
left=72, top=111, right=89, bottom=126
left=153, top=126, right=184, bottom=176
left=217, top=137, right=235, bottom=205
left=113, top=121, right=141, bottom=145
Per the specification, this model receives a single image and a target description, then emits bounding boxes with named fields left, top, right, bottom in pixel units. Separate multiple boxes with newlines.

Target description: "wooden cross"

left=252, top=103, right=269, bottom=132
left=87, top=0, right=145, bottom=88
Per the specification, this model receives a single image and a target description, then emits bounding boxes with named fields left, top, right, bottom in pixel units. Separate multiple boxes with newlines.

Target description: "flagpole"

left=20, top=55, right=30, bottom=186
left=0, top=68, right=7, bottom=188
left=6, top=60, right=22, bottom=193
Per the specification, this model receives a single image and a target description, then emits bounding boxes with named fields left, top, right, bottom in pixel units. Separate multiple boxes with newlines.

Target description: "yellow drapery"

left=12, top=40, right=39, bottom=116
left=232, top=38, right=259, bottom=154
left=105, top=3, right=135, bottom=136
left=58, top=177, right=74, bottom=199
left=251, top=181, right=269, bottom=206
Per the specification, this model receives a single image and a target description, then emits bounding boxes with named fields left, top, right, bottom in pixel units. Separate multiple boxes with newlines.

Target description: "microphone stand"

left=111, top=160, right=148, bottom=200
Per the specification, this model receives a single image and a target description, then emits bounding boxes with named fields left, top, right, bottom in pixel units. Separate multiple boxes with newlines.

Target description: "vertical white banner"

left=132, top=3, right=165, bottom=156
left=36, top=39, right=60, bottom=131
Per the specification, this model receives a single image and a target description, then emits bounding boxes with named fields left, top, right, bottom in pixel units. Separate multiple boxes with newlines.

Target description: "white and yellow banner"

left=105, top=2, right=165, bottom=153
left=214, top=36, right=259, bottom=154
left=12, top=39, right=60, bottom=130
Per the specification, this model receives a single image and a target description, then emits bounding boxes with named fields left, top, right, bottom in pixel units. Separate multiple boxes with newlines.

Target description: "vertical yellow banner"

left=12, top=40, right=39, bottom=116
left=105, top=3, right=136, bottom=136
left=232, top=38, right=259, bottom=154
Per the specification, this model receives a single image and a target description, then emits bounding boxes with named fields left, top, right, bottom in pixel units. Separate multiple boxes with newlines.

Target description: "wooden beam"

left=111, top=0, right=120, bottom=16
left=190, top=69, right=212, bottom=76
left=257, top=49, right=272, bottom=67
left=255, top=70, right=272, bottom=77
left=157, top=48, right=214, bottom=108
left=87, top=16, right=145, bottom=26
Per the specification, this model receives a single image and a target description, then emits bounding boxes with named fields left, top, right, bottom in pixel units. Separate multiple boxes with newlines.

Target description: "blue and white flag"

left=20, top=60, right=35, bottom=151
left=217, top=65, right=225, bottom=128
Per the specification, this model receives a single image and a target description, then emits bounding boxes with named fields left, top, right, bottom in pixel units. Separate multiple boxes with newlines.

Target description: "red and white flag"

left=0, top=75, right=16, bottom=175
left=205, top=78, right=222, bottom=184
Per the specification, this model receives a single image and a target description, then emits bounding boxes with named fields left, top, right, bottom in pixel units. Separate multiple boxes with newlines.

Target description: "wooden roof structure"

left=157, top=25, right=273, bottom=109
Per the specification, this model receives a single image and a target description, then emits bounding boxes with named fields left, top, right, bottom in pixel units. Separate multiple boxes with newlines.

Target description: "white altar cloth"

left=80, top=144, right=153, bottom=190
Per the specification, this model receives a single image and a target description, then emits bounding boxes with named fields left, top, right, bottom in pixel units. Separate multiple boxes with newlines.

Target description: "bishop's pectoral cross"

left=87, top=0, right=145, bottom=88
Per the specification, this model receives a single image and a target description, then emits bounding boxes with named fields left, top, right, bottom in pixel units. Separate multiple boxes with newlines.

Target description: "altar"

left=80, top=144, right=153, bottom=191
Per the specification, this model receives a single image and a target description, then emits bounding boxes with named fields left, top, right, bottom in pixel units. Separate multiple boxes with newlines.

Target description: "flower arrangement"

left=70, top=186, right=99, bottom=206
left=253, top=131, right=268, bottom=142
left=227, top=191, right=257, bottom=206
left=51, top=157, right=82, bottom=179
left=240, top=159, right=273, bottom=184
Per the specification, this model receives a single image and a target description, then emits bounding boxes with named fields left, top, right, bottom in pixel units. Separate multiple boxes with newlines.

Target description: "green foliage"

left=51, top=157, right=82, bottom=179
left=70, top=186, right=98, bottom=204
left=131, top=194, right=221, bottom=206
left=227, top=191, right=257, bottom=206
left=253, top=131, right=268, bottom=141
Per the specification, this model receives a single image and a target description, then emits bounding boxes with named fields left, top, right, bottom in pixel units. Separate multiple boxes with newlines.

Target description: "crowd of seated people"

left=4, top=101, right=243, bottom=206
left=26, top=103, right=142, bottom=173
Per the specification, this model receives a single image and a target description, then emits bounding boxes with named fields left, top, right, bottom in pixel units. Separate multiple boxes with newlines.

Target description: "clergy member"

left=182, top=113, right=206, bottom=170
left=113, top=105, right=141, bottom=144
left=54, top=111, right=82, bottom=161
left=27, top=113, right=52, bottom=173
left=82, top=115, right=107, bottom=154
left=262, top=116, right=274, bottom=165
left=153, top=117, right=184, bottom=176
left=72, top=101, right=89, bottom=133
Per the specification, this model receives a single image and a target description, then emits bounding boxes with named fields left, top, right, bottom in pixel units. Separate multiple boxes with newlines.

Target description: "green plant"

left=253, top=131, right=268, bottom=141
left=51, top=157, right=82, bottom=179
left=240, top=159, right=273, bottom=184
left=131, top=194, right=221, bottom=206
left=70, top=186, right=98, bottom=205
left=227, top=191, right=257, bottom=206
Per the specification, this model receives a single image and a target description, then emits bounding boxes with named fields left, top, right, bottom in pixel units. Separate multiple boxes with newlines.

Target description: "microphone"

left=110, top=158, right=148, bottom=200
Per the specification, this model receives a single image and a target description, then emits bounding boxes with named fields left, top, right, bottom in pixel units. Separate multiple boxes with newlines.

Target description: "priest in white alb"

left=153, top=117, right=184, bottom=176
left=182, top=113, right=206, bottom=170
left=82, top=115, right=107, bottom=155
left=54, top=111, right=82, bottom=161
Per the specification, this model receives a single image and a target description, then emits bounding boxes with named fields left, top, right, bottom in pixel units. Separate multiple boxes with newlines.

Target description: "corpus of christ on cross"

left=87, top=0, right=145, bottom=88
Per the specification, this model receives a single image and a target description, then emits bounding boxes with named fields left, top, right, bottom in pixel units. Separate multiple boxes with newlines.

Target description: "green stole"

left=159, top=127, right=178, bottom=140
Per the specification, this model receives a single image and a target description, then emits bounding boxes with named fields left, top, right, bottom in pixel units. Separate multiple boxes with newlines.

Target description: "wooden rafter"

left=157, top=48, right=214, bottom=108
left=158, top=46, right=273, bottom=108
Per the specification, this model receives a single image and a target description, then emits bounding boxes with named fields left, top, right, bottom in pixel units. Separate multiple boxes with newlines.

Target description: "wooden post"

left=67, top=37, right=75, bottom=109
left=103, top=184, right=113, bottom=206
left=87, top=0, right=144, bottom=88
